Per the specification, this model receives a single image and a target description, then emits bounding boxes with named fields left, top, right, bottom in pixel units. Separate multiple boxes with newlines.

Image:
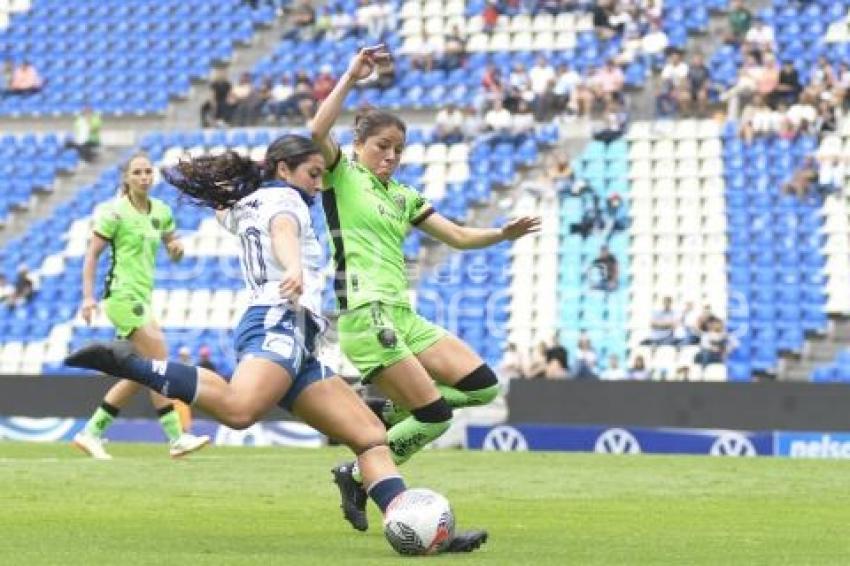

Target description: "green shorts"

left=104, top=296, right=151, bottom=339
left=338, top=303, right=447, bottom=383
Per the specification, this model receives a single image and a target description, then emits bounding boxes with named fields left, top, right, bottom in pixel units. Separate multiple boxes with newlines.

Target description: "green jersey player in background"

left=73, top=152, right=209, bottom=459
left=311, top=46, right=541, bottom=533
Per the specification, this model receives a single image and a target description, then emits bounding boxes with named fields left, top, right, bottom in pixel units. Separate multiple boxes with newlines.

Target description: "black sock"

left=367, top=475, right=407, bottom=513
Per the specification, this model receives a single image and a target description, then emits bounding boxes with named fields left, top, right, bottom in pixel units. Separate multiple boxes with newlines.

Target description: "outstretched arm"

left=310, top=45, right=392, bottom=165
left=417, top=212, right=541, bottom=250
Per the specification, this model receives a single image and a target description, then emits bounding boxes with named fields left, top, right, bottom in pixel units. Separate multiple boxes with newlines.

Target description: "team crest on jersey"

left=150, top=218, right=160, bottom=229
left=392, top=193, right=406, bottom=211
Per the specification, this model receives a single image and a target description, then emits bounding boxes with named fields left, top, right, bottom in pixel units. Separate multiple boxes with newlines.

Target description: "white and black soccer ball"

left=383, top=488, right=455, bottom=556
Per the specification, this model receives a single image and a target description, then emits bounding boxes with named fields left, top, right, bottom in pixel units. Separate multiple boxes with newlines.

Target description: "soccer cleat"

left=72, top=431, right=113, bottom=460
left=331, top=462, right=369, bottom=532
left=64, top=340, right=137, bottom=377
left=169, top=433, right=211, bottom=458
left=443, top=530, right=488, bottom=553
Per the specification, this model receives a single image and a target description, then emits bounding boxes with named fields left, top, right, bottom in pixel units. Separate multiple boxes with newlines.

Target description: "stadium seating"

left=0, top=132, right=78, bottom=224
left=0, top=0, right=274, bottom=116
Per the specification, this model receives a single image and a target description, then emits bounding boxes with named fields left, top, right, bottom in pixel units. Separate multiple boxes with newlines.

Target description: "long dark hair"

left=353, top=107, right=406, bottom=146
left=162, top=134, right=320, bottom=209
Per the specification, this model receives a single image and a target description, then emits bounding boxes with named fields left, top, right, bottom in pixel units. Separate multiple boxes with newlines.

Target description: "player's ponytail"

left=162, top=135, right=320, bottom=210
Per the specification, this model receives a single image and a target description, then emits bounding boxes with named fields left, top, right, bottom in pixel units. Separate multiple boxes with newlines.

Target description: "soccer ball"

left=383, top=488, right=455, bottom=555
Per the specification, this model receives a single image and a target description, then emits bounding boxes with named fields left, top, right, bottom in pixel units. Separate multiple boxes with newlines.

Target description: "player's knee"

left=455, top=364, right=500, bottom=405
left=222, top=397, right=263, bottom=430
left=411, top=397, right=453, bottom=424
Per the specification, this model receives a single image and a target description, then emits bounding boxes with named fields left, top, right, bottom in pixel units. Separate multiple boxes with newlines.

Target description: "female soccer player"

left=66, top=135, right=487, bottom=553
left=73, top=152, right=210, bottom=459
left=310, top=46, right=541, bottom=531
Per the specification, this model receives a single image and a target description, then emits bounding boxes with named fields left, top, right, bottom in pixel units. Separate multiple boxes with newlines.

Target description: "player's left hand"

left=279, top=271, right=303, bottom=304
left=501, top=216, right=541, bottom=241
left=166, top=239, right=184, bottom=262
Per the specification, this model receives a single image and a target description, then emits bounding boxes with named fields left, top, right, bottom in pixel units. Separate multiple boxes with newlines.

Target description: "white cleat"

left=169, top=433, right=210, bottom=458
left=73, top=431, right=113, bottom=460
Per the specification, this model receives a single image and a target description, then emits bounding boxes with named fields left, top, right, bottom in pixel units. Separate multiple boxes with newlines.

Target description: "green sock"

left=387, top=416, right=450, bottom=466
left=436, top=383, right=500, bottom=408
left=84, top=405, right=117, bottom=438
left=157, top=407, right=183, bottom=442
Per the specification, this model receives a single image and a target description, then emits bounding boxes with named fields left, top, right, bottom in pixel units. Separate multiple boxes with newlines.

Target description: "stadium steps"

left=0, top=145, right=125, bottom=247
left=779, top=317, right=850, bottom=381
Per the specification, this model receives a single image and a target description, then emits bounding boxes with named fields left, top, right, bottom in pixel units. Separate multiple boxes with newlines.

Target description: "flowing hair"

left=162, top=134, right=321, bottom=209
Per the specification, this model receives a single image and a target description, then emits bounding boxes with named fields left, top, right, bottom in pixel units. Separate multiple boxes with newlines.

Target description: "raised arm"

left=81, top=233, right=109, bottom=325
left=417, top=212, right=541, bottom=250
left=310, top=45, right=392, bottom=165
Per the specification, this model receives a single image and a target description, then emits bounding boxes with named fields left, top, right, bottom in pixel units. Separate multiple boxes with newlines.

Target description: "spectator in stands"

left=786, top=91, right=817, bottom=136
left=756, top=52, right=779, bottom=102
left=573, top=333, right=598, bottom=380
left=0, top=60, right=11, bottom=97
left=739, top=94, right=780, bottom=144
left=484, top=98, right=513, bottom=138
left=661, top=48, right=689, bottom=99
left=696, top=304, right=719, bottom=334
left=313, top=65, right=336, bottom=102
left=442, top=25, right=467, bottom=71
left=592, top=98, right=628, bottom=144
left=481, top=63, right=505, bottom=107
left=178, top=346, right=192, bottom=365
left=548, top=157, right=576, bottom=194
left=499, top=342, right=525, bottom=379
left=545, top=331, right=569, bottom=378
left=203, top=68, right=234, bottom=127
left=643, top=296, right=678, bottom=346
left=0, top=275, right=12, bottom=304
left=8, top=264, right=34, bottom=307
left=233, top=77, right=271, bottom=127
left=229, top=72, right=254, bottom=125
left=833, top=62, right=850, bottom=111
left=809, top=56, right=836, bottom=100
left=533, top=78, right=561, bottom=123
left=773, top=60, right=802, bottom=107
left=435, top=103, right=465, bottom=144
left=725, top=0, right=752, bottom=45
left=513, top=99, right=536, bottom=137
left=720, top=52, right=762, bottom=119
left=695, top=318, right=736, bottom=366
left=553, top=64, right=588, bottom=115
left=783, top=154, right=842, bottom=200
left=198, top=346, right=217, bottom=372
left=816, top=98, right=837, bottom=136
left=745, top=18, right=775, bottom=55
left=327, top=7, right=354, bottom=40
left=9, top=61, right=43, bottom=95
left=462, top=105, right=484, bottom=140
left=66, top=106, right=102, bottom=163
left=526, top=341, right=548, bottom=378
left=268, top=74, right=295, bottom=122
left=589, top=59, right=625, bottom=109
left=286, top=0, right=317, bottom=40
left=529, top=56, right=556, bottom=102
left=641, top=22, right=669, bottom=70
left=600, top=354, right=627, bottom=380
left=291, top=72, right=317, bottom=121
left=482, top=0, right=500, bottom=34
left=593, top=0, right=622, bottom=40
left=675, top=301, right=701, bottom=345
left=506, top=63, right=533, bottom=112
left=587, top=244, right=618, bottom=291
left=684, top=52, right=711, bottom=118
left=411, top=34, right=439, bottom=72
left=627, top=355, right=650, bottom=380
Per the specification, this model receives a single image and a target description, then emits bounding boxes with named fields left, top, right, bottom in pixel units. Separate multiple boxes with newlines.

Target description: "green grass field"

left=1, top=442, right=849, bottom=565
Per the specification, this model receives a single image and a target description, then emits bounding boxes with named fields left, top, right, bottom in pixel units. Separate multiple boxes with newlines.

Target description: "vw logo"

left=710, top=432, right=757, bottom=457
left=594, top=428, right=641, bottom=454
left=482, top=426, right=528, bottom=452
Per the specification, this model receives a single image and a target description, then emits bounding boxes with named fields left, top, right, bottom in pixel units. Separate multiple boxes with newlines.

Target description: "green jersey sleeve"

left=161, top=204, right=176, bottom=235
left=401, top=184, right=434, bottom=226
left=93, top=201, right=120, bottom=239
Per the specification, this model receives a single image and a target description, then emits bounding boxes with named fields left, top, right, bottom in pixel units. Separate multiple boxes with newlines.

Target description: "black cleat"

left=331, top=462, right=369, bottom=532
left=64, top=340, right=137, bottom=377
left=444, top=530, right=488, bottom=553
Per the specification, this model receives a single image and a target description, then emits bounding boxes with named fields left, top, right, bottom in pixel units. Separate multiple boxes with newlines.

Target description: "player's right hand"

left=346, top=45, right=391, bottom=82
left=279, top=271, right=303, bottom=305
left=80, top=297, right=98, bottom=325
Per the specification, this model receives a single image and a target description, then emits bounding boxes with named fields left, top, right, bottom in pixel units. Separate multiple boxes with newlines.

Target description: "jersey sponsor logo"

left=709, top=432, right=757, bottom=457
left=262, top=332, right=296, bottom=360
left=377, top=203, right=404, bottom=223
left=392, top=193, right=406, bottom=211
left=151, top=360, right=168, bottom=376
left=594, top=428, right=641, bottom=454
left=482, top=425, right=528, bottom=451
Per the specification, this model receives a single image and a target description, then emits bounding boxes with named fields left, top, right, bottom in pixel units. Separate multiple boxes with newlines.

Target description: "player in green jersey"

left=72, top=153, right=210, bottom=459
left=311, top=46, right=540, bottom=532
